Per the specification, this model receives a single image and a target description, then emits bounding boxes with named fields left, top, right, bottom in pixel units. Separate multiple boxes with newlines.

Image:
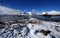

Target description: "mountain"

left=0, top=5, right=60, bottom=15
left=42, top=11, right=60, bottom=15
left=0, top=19, right=60, bottom=38
left=0, top=5, right=21, bottom=15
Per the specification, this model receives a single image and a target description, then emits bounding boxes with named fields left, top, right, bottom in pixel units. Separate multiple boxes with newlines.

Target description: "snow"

left=41, top=10, right=60, bottom=15
left=47, top=10, right=60, bottom=15
left=0, top=5, right=60, bottom=38
left=42, top=12, right=47, bottom=15
left=0, top=20, right=60, bottom=38
left=0, top=5, right=60, bottom=15
left=0, top=5, right=21, bottom=15
left=28, top=12, right=32, bottom=15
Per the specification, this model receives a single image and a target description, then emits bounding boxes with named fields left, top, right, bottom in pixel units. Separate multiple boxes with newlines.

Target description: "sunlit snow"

left=0, top=5, right=60, bottom=38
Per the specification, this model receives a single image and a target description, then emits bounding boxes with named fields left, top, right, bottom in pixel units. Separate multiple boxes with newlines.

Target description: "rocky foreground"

left=0, top=18, right=60, bottom=38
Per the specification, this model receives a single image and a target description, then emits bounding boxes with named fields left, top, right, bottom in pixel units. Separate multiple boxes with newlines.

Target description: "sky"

left=0, top=0, right=60, bottom=12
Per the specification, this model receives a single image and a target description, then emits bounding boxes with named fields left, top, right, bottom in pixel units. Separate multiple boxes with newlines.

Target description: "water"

left=0, top=15, right=60, bottom=22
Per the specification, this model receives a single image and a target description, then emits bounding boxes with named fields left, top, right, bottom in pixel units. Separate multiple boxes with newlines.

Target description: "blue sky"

left=0, top=0, right=60, bottom=12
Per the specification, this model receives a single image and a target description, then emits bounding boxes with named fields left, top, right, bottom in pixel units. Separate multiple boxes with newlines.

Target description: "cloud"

left=0, top=5, right=21, bottom=15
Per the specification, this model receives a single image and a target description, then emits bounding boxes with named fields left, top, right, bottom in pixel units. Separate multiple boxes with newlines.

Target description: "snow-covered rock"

left=0, top=20, right=60, bottom=38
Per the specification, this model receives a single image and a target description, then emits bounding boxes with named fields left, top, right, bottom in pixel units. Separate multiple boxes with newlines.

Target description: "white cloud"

left=0, top=5, right=21, bottom=15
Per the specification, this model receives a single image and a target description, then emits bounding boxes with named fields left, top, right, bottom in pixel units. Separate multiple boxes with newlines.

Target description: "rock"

left=40, top=29, right=51, bottom=36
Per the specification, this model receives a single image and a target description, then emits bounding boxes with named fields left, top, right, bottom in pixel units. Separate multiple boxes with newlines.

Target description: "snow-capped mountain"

left=0, top=5, right=60, bottom=15
left=42, top=10, right=60, bottom=15
left=0, top=5, right=21, bottom=15
left=47, top=10, right=60, bottom=15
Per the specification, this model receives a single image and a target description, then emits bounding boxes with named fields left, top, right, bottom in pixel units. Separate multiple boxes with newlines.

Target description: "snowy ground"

left=0, top=19, right=60, bottom=38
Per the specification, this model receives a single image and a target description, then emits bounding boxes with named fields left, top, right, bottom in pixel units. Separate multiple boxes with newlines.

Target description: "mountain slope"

left=0, top=19, right=60, bottom=38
